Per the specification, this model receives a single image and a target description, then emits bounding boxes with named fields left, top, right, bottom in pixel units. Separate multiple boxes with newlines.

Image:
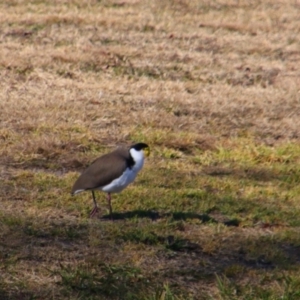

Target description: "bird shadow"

left=99, top=209, right=240, bottom=226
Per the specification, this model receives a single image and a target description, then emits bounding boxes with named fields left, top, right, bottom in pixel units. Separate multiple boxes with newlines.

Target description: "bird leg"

left=107, top=193, right=113, bottom=217
left=89, top=190, right=99, bottom=218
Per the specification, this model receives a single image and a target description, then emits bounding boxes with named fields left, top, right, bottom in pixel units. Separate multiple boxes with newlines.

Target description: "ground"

left=0, top=0, right=300, bottom=299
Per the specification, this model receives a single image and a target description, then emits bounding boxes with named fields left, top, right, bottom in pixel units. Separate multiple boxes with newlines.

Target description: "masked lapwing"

left=71, top=142, right=150, bottom=218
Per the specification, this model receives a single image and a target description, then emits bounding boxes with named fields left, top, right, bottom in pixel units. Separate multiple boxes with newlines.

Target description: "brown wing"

left=71, top=147, right=130, bottom=194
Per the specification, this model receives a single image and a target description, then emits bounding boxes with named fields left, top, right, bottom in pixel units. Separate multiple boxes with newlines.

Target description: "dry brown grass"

left=1, top=0, right=300, bottom=299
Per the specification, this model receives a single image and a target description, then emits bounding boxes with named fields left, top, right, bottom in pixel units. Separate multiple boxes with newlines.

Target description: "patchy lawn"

left=1, top=0, right=300, bottom=299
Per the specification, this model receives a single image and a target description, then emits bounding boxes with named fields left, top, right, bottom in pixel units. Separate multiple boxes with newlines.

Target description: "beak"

left=144, top=147, right=150, bottom=157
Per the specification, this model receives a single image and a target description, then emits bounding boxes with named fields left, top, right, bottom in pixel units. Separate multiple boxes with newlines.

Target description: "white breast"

left=99, top=148, right=145, bottom=193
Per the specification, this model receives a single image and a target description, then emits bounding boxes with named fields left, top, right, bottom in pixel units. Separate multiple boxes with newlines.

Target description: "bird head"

left=130, top=142, right=150, bottom=157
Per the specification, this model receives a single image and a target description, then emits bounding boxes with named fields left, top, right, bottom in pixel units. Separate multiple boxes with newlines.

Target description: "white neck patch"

left=129, top=148, right=145, bottom=172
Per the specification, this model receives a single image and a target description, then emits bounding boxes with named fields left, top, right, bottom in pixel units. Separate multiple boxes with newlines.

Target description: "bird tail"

left=71, top=189, right=85, bottom=196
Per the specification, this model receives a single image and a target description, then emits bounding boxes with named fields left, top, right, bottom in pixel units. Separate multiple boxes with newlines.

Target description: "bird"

left=71, top=142, right=150, bottom=218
